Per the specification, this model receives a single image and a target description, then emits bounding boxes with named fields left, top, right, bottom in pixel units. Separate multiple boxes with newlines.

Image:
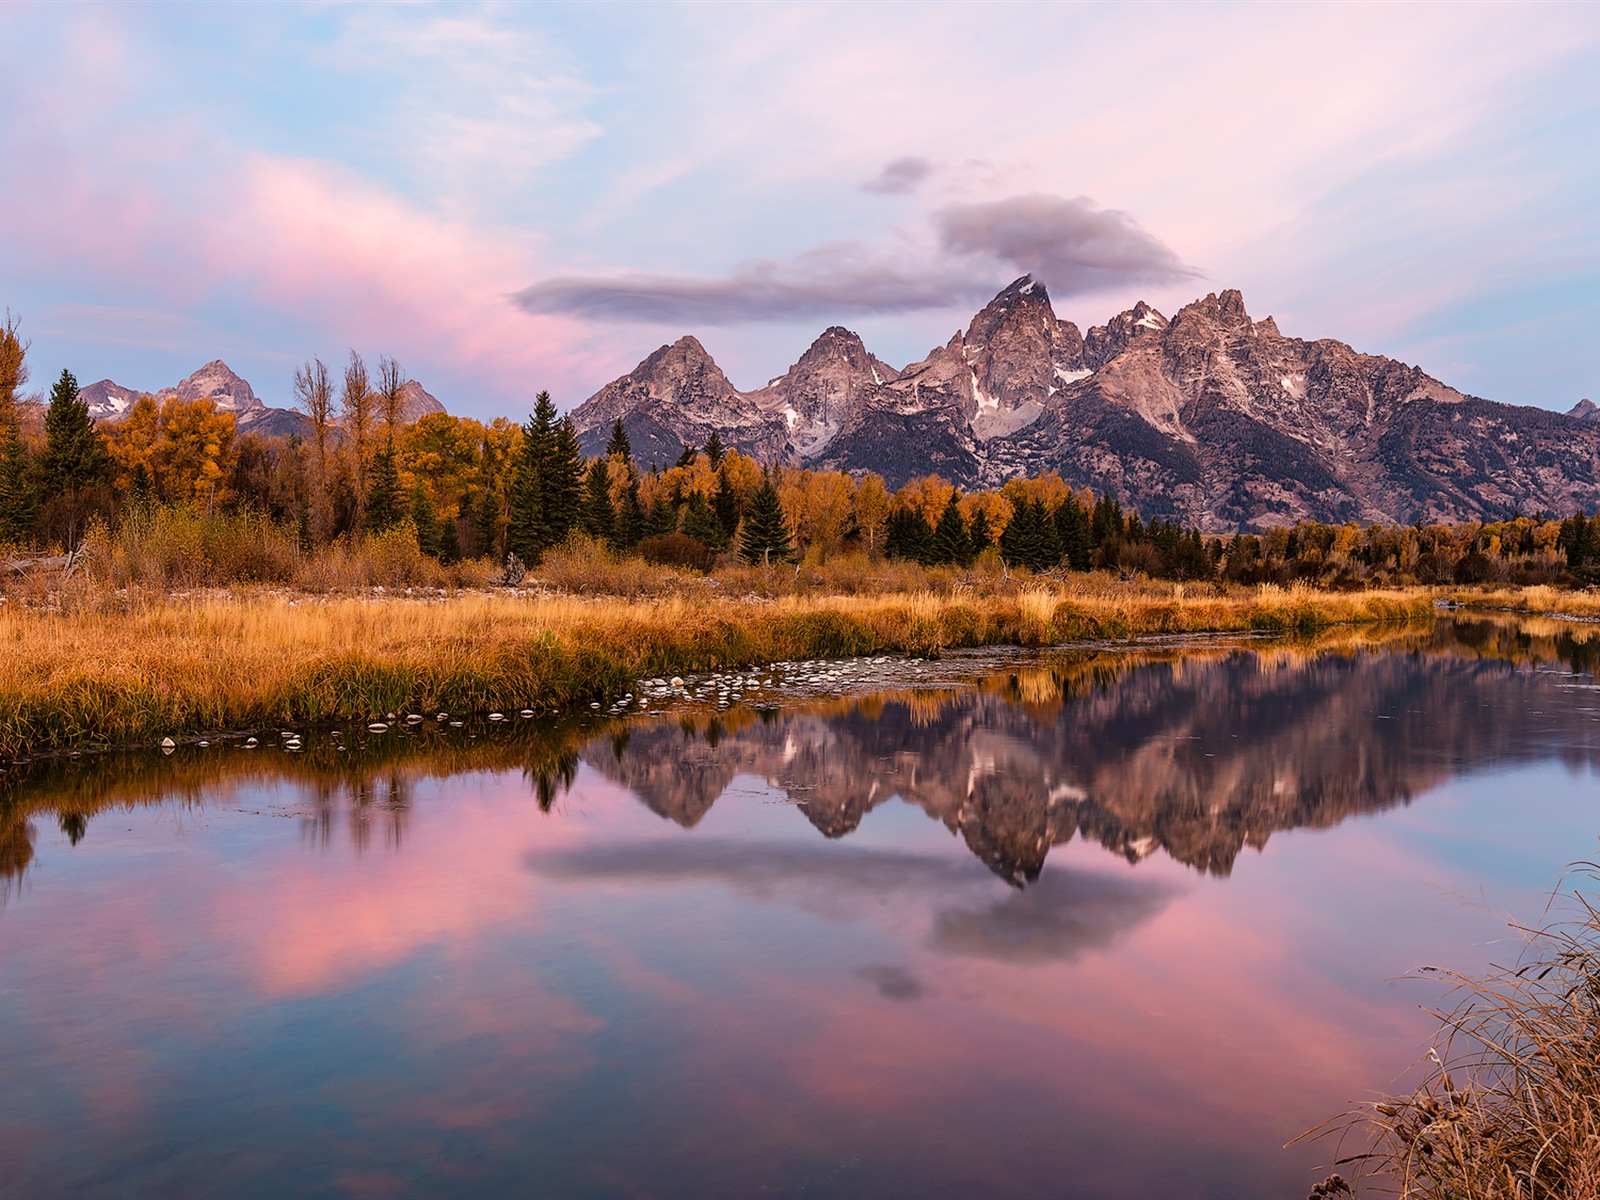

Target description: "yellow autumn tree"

left=400, top=413, right=488, bottom=524
left=853, top=473, right=890, bottom=558
left=153, top=396, right=237, bottom=511
left=895, top=475, right=959, bottom=526
left=106, top=395, right=161, bottom=487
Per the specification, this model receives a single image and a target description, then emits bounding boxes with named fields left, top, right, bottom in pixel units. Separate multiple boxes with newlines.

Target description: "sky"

left=2, top=2, right=1598, bottom=420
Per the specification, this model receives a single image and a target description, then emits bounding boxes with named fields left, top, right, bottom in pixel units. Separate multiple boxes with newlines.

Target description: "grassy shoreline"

left=0, top=578, right=1438, bottom=759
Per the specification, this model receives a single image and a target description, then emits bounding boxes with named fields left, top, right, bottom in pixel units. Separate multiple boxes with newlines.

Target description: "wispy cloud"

left=860, top=156, right=934, bottom=195
left=515, top=193, right=1194, bottom=324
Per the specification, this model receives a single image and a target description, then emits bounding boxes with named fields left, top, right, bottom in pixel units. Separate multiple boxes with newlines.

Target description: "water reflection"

left=4, top=615, right=1600, bottom=896
left=2, top=616, right=1599, bottom=1199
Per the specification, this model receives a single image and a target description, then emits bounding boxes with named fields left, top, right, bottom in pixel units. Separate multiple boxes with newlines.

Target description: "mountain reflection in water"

left=4, top=616, right=1599, bottom=893
left=4, top=616, right=1600, bottom=1200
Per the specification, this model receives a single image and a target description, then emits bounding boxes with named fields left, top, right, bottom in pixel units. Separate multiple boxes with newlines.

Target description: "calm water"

left=3, top=617, right=1600, bottom=1200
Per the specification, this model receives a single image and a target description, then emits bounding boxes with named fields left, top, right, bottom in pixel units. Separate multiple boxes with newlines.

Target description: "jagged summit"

left=157, top=360, right=262, bottom=414
left=569, top=279, right=1600, bottom=529
left=1569, top=398, right=1598, bottom=421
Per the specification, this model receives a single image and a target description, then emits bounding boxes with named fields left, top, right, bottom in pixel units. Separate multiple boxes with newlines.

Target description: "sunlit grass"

left=0, top=581, right=1436, bottom=756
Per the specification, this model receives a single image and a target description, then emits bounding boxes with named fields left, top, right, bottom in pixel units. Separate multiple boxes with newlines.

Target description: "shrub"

left=638, top=532, right=717, bottom=572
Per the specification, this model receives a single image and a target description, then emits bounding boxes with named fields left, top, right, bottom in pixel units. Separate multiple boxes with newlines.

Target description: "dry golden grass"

left=1301, top=872, right=1600, bottom=1199
left=0, top=579, right=1435, bottom=757
left=1448, top=584, right=1600, bottom=620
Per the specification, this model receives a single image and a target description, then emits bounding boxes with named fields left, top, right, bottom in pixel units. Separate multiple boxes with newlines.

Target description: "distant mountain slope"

left=81, top=362, right=447, bottom=442
left=570, top=278, right=1600, bottom=529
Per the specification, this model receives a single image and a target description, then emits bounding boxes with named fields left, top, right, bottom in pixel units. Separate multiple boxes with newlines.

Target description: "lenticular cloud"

left=514, top=193, right=1196, bottom=325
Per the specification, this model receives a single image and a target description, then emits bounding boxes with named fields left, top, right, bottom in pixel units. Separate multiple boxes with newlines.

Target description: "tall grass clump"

left=88, top=506, right=302, bottom=587
left=1305, top=872, right=1600, bottom=1198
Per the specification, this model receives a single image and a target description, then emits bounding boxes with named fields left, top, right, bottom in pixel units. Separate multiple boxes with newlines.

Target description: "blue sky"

left=2, top=2, right=1598, bottom=419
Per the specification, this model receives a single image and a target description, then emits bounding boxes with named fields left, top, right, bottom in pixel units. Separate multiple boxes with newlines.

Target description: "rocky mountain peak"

left=397, top=379, right=446, bottom=424
left=1173, top=290, right=1257, bottom=335
left=1569, top=398, right=1599, bottom=421
left=955, top=275, right=1087, bottom=439
left=79, top=379, right=144, bottom=421
left=1082, top=301, right=1168, bottom=369
left=751, top=325, right=901, bottom=457
left=157, top=360, right=261, bottom=413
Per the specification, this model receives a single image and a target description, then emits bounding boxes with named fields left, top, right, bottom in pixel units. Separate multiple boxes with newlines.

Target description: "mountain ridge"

left=80, top=362, right=446, bottom=438
left=571, top=278, right=1600, bottom=530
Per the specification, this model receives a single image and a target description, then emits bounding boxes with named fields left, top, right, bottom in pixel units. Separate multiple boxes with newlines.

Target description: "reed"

left=0, top=581, right=1434, bottom=758
left=1301, top=872, right=1600, bottom=1199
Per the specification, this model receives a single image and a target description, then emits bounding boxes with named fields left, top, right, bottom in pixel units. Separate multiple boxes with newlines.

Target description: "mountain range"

left=79, top=360, right=445, bottom=439
left=571, top=278, right=1600, bottom=529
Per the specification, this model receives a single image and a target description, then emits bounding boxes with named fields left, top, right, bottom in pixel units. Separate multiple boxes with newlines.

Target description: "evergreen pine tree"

left=606, top=418, right=632, bottom=463
left=1090, top=492, right=1123, bottom=548
left=542, top=417, right=585, bottom=545
left=409, top=481, right=441, bottom=556
left=365, top=446, right=401, bottom=532
left=644, top=494, right=678, bottom=538
left=681, top=490, right=724, bottom=550
left=703, top=430, right=725, bottom=469
left=928, top=492, right=970, bottom=565
left=675, top=443, right=699, bottom=469
left=439, top=513, right=462, bottom=564
left=508, top=393, right=557, bottom=561
left=39, top=369, right=107, bottom=501
left=0, top=416, right=33, bottom=545
left=713, top=466, right=740, bottom=543
left=1000, top=499, right=1062, bottom=572
left=968, top=507, right=994, bottom=555
left=1056, top=495, right=1093, bottom=571
left=884, top=506, right=934, bottom=563
left=582, top=457, right=615, bottom=543
left=476, top=486, right=504, bottom=559
left=615, top=465, right=643, bottom=549
left=739, top=475, right=794, bottom=565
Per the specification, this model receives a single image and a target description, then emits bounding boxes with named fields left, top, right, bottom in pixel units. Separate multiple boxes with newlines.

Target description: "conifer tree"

left=1056, top=495, right=1093, bottom=571
left=409, top=481, right=441, bottom=556
left=365, top=446, right=401, bottom=532
left=39, top=369, right=108, bottom=501
left=675, top=443, right=699, bottom=469
left=703, top=430, right=725, bottom=469
left=1090, top=492, right=1124, bottom=548
left=543, top=417, right=585, bottom=544
left=0, top=418, right=33, bottom=545
left=644, top=494, right=678, bottom=538
left=681, top=489, right=724, bottom=550
left=477, top=485, right=505, bottom=560
left=928, top=492, right=970, bottom=566
left=606, top=418, right=632, bottom=463
left=508, top=394, right=556, bottom=561
left=884, top=506, right=933, bottom=563
left=713, top=466, right=740, bottom=542
left=739, top=475, right=794, bottom=565
left=582, top=457, right=615, bottom=543
left=439, top=513, right=462, bottom=564
left=968, top=507, right=993, bottom=555
left=1000, top=499, right=1062, bottom=572
left=0, top=310, right=30, bottom=543
left=614, top=465, right=643, bottom=549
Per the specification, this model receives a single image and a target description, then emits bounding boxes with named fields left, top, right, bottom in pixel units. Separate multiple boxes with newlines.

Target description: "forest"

left=4, top=316, right=1599, bottom=592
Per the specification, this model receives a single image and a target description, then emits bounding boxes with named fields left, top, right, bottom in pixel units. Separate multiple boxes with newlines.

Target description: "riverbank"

left=0, top=579, right=1436, bottom=758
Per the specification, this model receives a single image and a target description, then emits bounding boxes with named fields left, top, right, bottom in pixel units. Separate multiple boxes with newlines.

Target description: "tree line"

left=2, top=315, right=1597, bottom=585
